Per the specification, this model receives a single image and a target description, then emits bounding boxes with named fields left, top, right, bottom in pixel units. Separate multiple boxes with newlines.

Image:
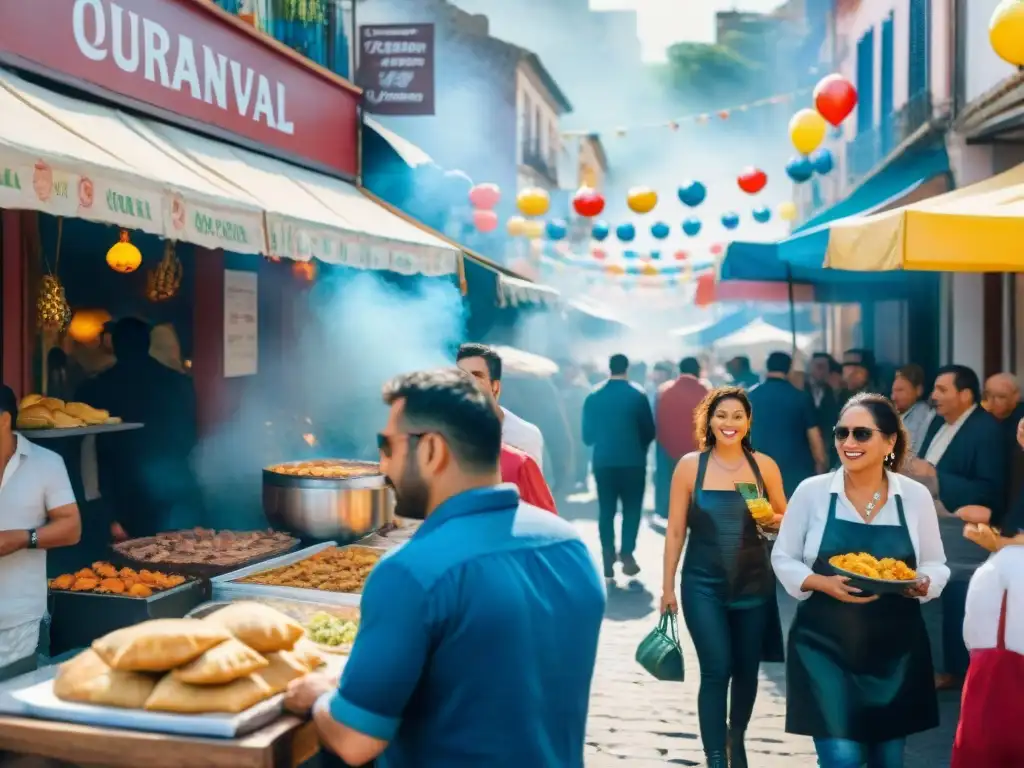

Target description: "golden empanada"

left=172, top=637, right=268, bottom=685
left=204, top=602, right=304, bottom=653
left=254, top=650, right=309, bottom=694
left=53, top=650, right=157, bottom=709
left=144, top=672, right=274, bottom=714
left=290, top=638, right=328, bottom=671
left=92, top=619, right=232, bottom=672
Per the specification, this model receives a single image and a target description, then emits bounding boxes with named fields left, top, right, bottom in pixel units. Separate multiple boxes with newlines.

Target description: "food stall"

left=0, top=455, right=411, bottom=766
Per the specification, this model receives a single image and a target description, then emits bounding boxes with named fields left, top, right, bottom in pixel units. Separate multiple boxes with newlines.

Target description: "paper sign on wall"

left=224, top=269, right=258, bottom=378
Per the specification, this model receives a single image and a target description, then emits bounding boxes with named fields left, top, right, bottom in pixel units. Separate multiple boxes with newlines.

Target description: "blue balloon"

left=752, top=206, right=771, bottom=223
left=650, top=250, right=662, bottom=260
left=545, top=219, right=567, bottom=241
left=616, top=223, right=636, bottom=242
left=651, top=222, right=670, bottom=240
left=721, top=212, right=740, bottom=230
left=682, top=217, right=702, bottom=237
left=810, top=148, right=834, bottom=176
left=786, top=155, right=814, bottom=183
left=677, top=180, right=707, bottom=207
left=623, top=249, right=639, bottom=259
left=591, top=221, right=610, bottom=241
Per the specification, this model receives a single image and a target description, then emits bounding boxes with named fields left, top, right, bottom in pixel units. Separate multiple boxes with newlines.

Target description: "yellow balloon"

left=606, top=264, right=626, bottom=276
left=789, top=108, right=827, bottom=155
left=522, top=219, right=545, bottom=239
left=627, top=186, right=658, bottom=214
left=991, top=0, right=1024, bottom=66
left=778, top=201, right=798, bottom=222
left=517, top=187, right=550, bottom=217
left=507, top=215, right=527, bottom=237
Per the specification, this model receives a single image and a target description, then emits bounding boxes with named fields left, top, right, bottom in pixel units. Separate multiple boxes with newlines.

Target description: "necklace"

left=845, top=472, right=884, bottom=519
left=711, top=451, right=745, bottom=472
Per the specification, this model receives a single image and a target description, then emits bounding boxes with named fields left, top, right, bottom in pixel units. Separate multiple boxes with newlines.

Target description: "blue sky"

left=590, top=0, right=786, bottom=61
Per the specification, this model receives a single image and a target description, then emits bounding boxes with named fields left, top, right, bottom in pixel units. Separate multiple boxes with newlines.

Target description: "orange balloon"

left=626, top=187, right=658, bottom=214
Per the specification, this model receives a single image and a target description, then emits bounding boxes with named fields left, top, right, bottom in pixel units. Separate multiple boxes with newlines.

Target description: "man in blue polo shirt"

left=285, top=368, right=606, bottom=767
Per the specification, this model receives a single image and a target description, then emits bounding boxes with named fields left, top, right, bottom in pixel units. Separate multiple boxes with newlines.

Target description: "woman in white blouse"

left=772, top=392, right=949, bottom=768
left=952, top=507, right=1024, bottom=765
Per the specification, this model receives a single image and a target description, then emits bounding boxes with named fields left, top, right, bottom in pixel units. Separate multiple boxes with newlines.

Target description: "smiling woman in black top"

left=661, top=387, right=787, bottom=768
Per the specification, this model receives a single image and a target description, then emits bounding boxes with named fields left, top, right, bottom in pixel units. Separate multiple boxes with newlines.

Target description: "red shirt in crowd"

left=656, top=375, right=709, bottom=461
left=500, top=444, right=557, bottom=514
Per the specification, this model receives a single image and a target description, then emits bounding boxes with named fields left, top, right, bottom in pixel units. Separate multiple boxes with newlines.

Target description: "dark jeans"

left=814, top=737, right=905, bottom=768
left=681, top=582, right=770, bottom=755
left=942, top=578, right=970, bottom=677
left=593, top=467, right=646, bottom=561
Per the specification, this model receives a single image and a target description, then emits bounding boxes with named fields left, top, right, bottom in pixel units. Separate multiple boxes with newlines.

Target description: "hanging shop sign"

left=0, top=0, right=360, bottom=176
left=0, top=150, right=266, bottom=253
left=357, top=24, right=436, bottom=116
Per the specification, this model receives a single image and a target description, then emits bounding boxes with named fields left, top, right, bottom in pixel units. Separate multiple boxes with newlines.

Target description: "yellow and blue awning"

left=721, top=146, right=950, bottom=288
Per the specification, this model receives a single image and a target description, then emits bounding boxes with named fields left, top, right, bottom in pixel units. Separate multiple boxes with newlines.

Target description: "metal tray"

left=209, top=542, right=386, bottom=607
left=20, top=422, right=144, bottom=440
left=110, top=536, right=301, bottom=579
left=10, top=668, right=283, bottom=739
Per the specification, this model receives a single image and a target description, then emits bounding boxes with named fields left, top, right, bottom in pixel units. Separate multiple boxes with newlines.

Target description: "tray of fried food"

left=266, top=459, right=381, bottom=479
left=235, top=546, right=380, bottom=593
left=48, top=562, right=190, bottom=598
left=828, top=552, right=924, bottom=595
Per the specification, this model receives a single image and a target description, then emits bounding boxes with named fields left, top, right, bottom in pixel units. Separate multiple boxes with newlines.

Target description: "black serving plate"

left=47, top=578, right=206, bottom=656
left=829, top=564, right=924, bottom=596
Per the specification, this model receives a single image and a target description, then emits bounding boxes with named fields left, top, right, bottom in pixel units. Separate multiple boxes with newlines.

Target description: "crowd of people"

left=5, top=338, right=1024, bottom=767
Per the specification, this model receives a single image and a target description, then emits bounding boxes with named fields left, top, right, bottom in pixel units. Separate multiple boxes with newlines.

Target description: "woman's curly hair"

left=694, top=386, right=753, bottom=453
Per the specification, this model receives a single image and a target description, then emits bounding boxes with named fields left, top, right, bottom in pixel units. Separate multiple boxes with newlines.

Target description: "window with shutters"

left=880, top=13, right=895, bottom=157
left=908, top=0, right=931, bottom=98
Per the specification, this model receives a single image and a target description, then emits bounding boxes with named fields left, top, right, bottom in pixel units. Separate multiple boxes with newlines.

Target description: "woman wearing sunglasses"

left=661, top=387, right=787, bottom=768
left=772, top=392, right=949, bottom=768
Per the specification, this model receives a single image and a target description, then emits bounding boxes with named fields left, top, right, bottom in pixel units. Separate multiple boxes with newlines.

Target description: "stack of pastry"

left=54, top=603, right=327, bottom=714
left=17, top=394, right=119, bottom=430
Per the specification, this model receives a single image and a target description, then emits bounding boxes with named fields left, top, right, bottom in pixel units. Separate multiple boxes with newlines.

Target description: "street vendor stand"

left=0, top=712, right=319, bottom=768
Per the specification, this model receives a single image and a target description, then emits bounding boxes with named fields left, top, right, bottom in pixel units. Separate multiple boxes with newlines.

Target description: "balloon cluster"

left=786, top=74, right=857, bottom=185
left=469, top=183, right=500, bottom=233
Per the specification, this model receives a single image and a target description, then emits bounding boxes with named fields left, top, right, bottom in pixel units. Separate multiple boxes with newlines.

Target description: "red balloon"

left=469, top=183, right=501, bottom=209
left=573, top=187, right=606, bottom=218
left=813, top=74, right=858, bottom=127
left=592, top=248, right=607, bottom=260
left=737, top=167, right=767, bottom=194
left=674, top=250, right=688, bottom=261
left=710, top=243, right=724, bottom=256
left=472, top=209, right=499, bottom=233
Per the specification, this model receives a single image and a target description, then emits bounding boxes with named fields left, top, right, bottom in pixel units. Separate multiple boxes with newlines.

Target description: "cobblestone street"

left=560, top=490, right=960, bottom=768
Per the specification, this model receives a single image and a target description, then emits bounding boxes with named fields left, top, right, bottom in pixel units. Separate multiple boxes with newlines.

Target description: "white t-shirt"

left=772, top=470, right=950, bottom=602
left=501, top=407, right=544, bottom=471
left=963, top=545, right=1024, bottom=655
left=0, top=434, right=75, bottom=663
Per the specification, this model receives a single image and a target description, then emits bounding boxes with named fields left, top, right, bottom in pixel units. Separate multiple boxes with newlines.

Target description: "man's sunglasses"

left=833, top=426, right=881, bottom=443
left=376, top=432, right=428, bottom=458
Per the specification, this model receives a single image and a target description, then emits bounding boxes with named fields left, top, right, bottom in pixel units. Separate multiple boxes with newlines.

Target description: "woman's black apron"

left=684, top=451, right=784, bottom=662
left=786, top=491, right=938, bottom=742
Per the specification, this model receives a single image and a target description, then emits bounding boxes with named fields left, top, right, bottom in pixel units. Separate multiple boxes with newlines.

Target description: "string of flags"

left=560, top=88, right=813, bottom=139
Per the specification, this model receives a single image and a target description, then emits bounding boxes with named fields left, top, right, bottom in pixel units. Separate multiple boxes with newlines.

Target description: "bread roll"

left=92, top=619, right=232, bottom=672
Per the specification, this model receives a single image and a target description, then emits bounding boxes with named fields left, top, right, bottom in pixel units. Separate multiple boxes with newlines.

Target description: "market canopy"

left=144, top=121, right=459, bottom=276
left=363, top=117, right=434, bottom=168
left=721, top=146, right=950, bottom=286
left=0, top=70, right=265, bottom=253
left=826, top=161, right=1024, bottom=272
left=672, top=306, right=815, bottom=347
left=713, top=318, right=817, bottom=352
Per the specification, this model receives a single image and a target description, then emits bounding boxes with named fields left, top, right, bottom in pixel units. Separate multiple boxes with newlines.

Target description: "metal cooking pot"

left=262, top=459, right=394, bottom=540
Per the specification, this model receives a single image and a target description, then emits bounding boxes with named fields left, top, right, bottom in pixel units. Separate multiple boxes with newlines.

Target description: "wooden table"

left=0, top=714, right=320, bottom=768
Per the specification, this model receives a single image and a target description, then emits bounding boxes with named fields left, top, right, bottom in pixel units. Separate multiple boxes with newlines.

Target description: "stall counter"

left=0, top=712, right=319, bottom=768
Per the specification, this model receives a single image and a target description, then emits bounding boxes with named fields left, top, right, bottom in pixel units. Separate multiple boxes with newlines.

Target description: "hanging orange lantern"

left=106, top=230, right=142, bottom=274
left=292, top=260, right=318, bottom=282
left=68, top=308, right=112, bottom=345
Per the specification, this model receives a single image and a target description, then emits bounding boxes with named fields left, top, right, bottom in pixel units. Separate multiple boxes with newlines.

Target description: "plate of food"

left=828, top=552, right=924, bottom=595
